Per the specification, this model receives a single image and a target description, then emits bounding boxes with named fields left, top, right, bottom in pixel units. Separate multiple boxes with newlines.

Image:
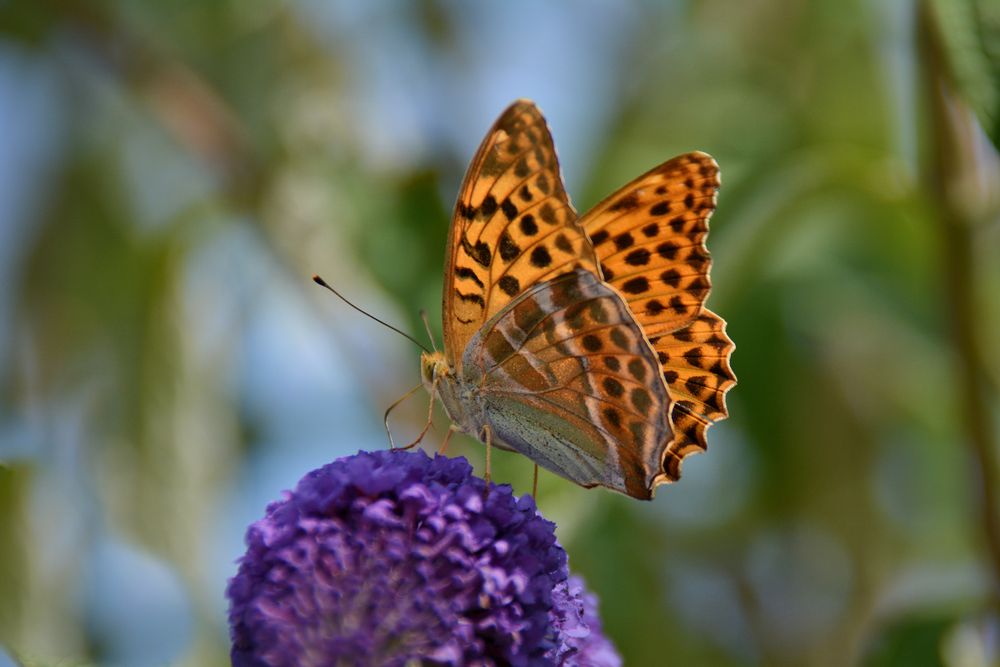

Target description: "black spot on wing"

left=687, top=277, right=710, bottom=299
left=530, top=245, right=552, bottom=268
left=650, top=201, right=671, bottom=216
left=458, top=202, right=476, bottom=219
left=661, top=269, right=681, bottom=288
left=602, top=377, right=624, bottom=397
left=706, top=334, right=729, bottom=351
left=564, top=303, right=587, bottom=331
left=501, top=198, right=518, bottom=221
left=462, top=234, right=492, bottom=267
left=499, top=231, right=521, bottom=262
left=622, top=277, right=650, bottom=294
left=519, top=214, right=538, bottom=235
left=685, top=375, right=709, bottom=397
left=590, top=230, right=609, bottom=245
left=588, top=300, right=609, bottom=324
left=610, top=328, right=629, bottom=350
left=582, top=334, right=602, bottom=352
left=625, top=248, right=651, bottom=266
left=539, top=203, right=557, bottom=225
left=455, top=266, right=484, bottom=288
left=630, top=387, right=652, bottom=414
left=684, top=348, right=704, bottom=368
left=657, top=242, right=678, bottom=260
left=674, top=328, right=693, bottom=343
left=609, top=193, right=640, bottom=211
left=498, top=275, right=520, bottom=297
left=614, top=233, right=634, bottom=251
left=480, top=195, right=498, bottom=219
left=455, top=290, right=485, bottom=308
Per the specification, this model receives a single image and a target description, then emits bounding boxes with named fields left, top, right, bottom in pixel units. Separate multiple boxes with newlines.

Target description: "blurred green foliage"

left=0, top=1, right=998, bottom=666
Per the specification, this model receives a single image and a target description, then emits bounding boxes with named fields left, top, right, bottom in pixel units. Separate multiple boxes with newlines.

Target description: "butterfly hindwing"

left=462, top=269, right=672, bottom=498
left=653, top=311, right=736, bottom=479
left=443, top=100, right=599, bottom=370
left=580, top=152, right=736, bottom=480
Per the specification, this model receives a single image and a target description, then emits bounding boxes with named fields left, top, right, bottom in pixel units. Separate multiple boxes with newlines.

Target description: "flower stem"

left=918, top=0, right=1000, bottom=607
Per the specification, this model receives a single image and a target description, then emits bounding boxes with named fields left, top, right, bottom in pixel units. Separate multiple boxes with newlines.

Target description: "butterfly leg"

left=400, top=376, right=438, bottom=450
left=383, top=382, right=424, bottom=450
left=438, top=424, right=459, bottom=455
left=532, top=464, right=539, bottom=499
left=481, top=424, right=493, bottom=496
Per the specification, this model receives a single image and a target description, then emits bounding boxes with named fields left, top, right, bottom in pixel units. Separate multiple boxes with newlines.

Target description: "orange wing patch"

left=580, top=152, right=735, bottom=481
left=581, top=152, right=719, bottom=337
left=442, top=100, right=598, bottom=367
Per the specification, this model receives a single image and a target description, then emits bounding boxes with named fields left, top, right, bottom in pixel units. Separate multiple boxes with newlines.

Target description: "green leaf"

left=931, top=0, right=1000, bottom=147
left=862, top=614, right=950, bottom=667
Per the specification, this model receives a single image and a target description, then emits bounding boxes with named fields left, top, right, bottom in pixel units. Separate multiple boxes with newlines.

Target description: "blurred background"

left=0, top=0, right=998, bottom=665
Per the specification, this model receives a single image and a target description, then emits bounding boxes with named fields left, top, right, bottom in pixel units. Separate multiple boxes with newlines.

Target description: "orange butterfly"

left=420, top=100, right=735, bottom=499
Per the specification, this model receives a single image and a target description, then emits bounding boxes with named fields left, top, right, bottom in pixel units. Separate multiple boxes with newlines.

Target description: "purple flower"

left=227, top=449, right=621, bottom=667
left=549, top=576, right=622, bottom=666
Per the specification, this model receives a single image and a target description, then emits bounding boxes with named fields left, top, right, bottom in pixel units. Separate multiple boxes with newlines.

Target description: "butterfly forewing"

left=443, top=100, right=598, bottom=369
left=464, top=269, right=672, bottom=498
left=580, top=151, right=736, bottom=480
left=581, top=152, right=719, bottom=334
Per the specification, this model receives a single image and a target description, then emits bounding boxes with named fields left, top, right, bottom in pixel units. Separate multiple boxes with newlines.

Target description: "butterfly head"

left=420, top=351, right=451, bottom=391
left=421, top=350, right=478, bottom=431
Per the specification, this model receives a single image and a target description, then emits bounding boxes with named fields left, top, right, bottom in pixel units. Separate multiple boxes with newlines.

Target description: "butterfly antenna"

left=419, top=310, right=438, bottom=353
left=312, top=274, right=430, bottom=353
left=383, top=382, right=424, bottom=449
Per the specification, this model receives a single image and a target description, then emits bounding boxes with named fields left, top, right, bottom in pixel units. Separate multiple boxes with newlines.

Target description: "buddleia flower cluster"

left=227, top=449, right=621, bottom=666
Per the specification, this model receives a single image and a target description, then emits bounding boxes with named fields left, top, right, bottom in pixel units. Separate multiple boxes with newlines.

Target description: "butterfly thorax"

left=420, top=351, right=485, bottom=437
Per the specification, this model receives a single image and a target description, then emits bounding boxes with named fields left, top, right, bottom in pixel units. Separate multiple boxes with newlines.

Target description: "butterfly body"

left=420, top=351, right=485, bottom=445
left=428, top=100, right=735, bottom=499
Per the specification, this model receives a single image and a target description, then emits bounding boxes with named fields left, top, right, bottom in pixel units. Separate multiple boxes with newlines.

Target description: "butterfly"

left=420, top=99, right=735, bottom=499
